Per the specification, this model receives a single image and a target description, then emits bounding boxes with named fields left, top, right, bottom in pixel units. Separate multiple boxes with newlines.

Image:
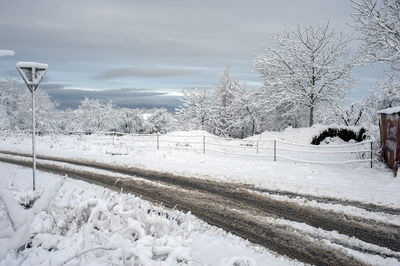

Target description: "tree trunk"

left=309, top=105, right=314, bottom=127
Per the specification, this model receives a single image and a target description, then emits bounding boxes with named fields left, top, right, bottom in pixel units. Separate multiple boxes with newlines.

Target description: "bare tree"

left=255, top=22, right=354, bottom=127
left=352, top=0, right=400, bottom=69
left=339, top=103, right=364, bottom=126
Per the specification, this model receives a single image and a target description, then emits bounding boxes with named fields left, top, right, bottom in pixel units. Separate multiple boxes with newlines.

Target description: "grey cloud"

left=0, top=0, right=371, bottom=101
left=41, top=82, right=68, bottom=90
left=0, top=0, right=354, bottom=66
left=43, top=87, right=182, bottom=112
left=95, top=67, right=203, bottom=80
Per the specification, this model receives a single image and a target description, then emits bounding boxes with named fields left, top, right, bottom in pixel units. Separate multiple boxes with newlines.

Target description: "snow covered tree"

left=0, top=79, right=58, bottom=132
left=147, top=108, right=176, bottom=134
left=176, top=87, right=212, bottom=130
left=352, top=0, right=400, bottom=153
left=118, top=108, right=144, bottom=133
left=0, top=98, right=10, bottom=130
left=362, top=75, right=400, bottom=126
left=177, top=69, right=263, bottom=138
left=208, top=68, right=240, bottom=136
left=0, top=79, right=26, bottom=130
left=53, top=109, right=79, bottom=133
left=34, top=90, right=59, bottom=133
left=352, top=0, right=400, bottom=69
left=226, top=82, right=262, bottom=138
left=206, top=68, right=263, bottom=138
left=76, top=98, right=118, bottom=133
left=255, top=22, right=354, bottom=127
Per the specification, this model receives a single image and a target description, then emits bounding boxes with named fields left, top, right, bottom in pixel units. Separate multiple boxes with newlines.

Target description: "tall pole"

left=16, top=62, right=48, bottom=192
left=31, top=86, right=37, bottom=191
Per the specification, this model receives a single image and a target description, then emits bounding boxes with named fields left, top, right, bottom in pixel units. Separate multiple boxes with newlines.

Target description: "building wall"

left=380, top=113, right=400, bottom=172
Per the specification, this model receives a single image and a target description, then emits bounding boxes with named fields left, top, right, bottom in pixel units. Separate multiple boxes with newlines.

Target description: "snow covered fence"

left=0, top=130, right=373, bottom=167
left=84, top=132, right=374, bottom=167
left=0, top=130, right=32, bottom=138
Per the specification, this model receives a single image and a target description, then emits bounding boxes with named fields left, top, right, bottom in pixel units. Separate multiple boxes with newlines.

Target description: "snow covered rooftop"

left=377, top=106, right=400, bottom=115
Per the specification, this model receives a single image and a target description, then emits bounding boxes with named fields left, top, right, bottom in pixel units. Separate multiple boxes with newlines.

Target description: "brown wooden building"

left=378, top=106, right=400, bottom=176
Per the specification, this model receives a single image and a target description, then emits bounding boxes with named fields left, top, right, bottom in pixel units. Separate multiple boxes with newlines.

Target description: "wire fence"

left=0, top=130, right=373, bottom=167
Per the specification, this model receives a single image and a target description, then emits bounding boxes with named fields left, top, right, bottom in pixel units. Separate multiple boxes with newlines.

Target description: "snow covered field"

left=0, top=163, right=297, bottom=265
left=1, top=127, right=400, bottom=265
left=1, top=126, right=398, bottom=208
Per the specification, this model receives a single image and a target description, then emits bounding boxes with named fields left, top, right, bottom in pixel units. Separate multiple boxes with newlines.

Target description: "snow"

left=247, top=124, right=362, bottom=144
left=378, top=106, right=400, bottom=115
left=1, top=128, right=400, bottom=264
left=0, top=129, right=398, bottom=208
left=16, top=62, right=48, bottom=69
left=0, top=163, right=297, bottom=265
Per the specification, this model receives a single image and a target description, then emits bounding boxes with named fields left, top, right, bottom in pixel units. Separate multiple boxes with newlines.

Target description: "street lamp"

left=16, top=62, right=48, bottom=191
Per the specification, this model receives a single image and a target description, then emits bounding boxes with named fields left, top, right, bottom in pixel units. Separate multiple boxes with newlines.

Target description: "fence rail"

left=0, top=130, right=373, bottom=167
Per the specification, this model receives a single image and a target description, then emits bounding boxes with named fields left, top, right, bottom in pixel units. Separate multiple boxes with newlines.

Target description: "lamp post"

left=16, top=62, right=48, bottom=191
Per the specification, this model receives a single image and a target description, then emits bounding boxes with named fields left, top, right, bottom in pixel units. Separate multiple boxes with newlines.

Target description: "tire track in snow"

left=0, top=155, right=370, bottom=266
left=0, top=149, right=398, bottom=215
left=0, top=151, right=400, bottom=257
left=243, top=186, right=400, bottom=216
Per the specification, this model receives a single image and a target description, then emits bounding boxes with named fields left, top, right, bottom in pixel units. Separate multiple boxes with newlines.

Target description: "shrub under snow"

left=1, top=180, right=194, bottom=265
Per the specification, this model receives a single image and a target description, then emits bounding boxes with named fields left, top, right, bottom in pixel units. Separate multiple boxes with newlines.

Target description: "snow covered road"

left=1, top=151, right=399, bottom=265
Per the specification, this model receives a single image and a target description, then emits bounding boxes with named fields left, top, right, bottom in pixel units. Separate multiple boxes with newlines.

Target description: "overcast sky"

left=0, top=0, right=387, bottom=110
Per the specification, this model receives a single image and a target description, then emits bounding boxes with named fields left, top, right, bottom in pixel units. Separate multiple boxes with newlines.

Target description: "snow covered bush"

left=0, top=180, right=194, bottom=265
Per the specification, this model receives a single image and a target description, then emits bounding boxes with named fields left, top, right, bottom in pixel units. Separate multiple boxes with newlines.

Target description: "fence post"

left=274, top=140, right=276, bottom=162
left=256, top=141, right=259, bottom=154
left=157, top=133, right=159, bottom=150
left=203, top=136, right=206, bottom=154
left=370, top=142, right=373, bottom=168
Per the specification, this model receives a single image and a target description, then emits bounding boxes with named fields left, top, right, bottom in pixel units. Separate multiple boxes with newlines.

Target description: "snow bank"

left=0, top=179, right=64, bottom=259
left=247, top=124, right=363, bottom=144
left=0, top=163, right=296, bottom=265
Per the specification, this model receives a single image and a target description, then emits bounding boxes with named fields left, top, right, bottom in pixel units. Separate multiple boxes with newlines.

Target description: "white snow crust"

left=16, top=62, right=48, bottom=69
